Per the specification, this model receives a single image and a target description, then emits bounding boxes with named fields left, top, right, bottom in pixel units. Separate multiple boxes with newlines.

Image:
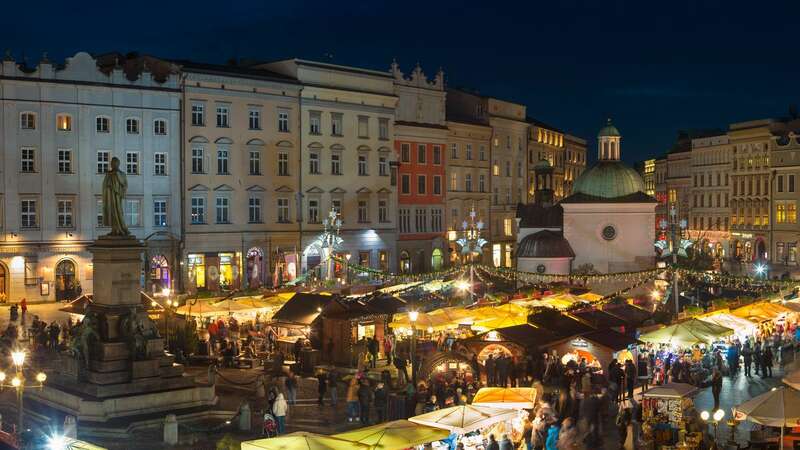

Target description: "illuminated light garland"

left=330, top=255, right=464, bottom=283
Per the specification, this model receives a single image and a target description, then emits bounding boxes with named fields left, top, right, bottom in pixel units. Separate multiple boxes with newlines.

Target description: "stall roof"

left=600, top=303, right=652, bottom=326
left=60, top=293, right=163, bottom=315
left=642, top=382, right=698, bottom=399
left=528, top=310, right=595, bottom=339
left=470, top=324, right=561, bottom=349
left=571, top=309, right=628, bottom=329
left=324, top=293, right=405, bottom=319
left=581, top=329, right=640, bottom=352
left=271, top=292, right=335, bottom=325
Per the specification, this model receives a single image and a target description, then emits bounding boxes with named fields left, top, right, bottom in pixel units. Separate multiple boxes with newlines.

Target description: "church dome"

left=598, top=118, right=621, bottom=137
left=572, top=160, right=645, bottom=199
left=517, top=230, right=575, bottom=258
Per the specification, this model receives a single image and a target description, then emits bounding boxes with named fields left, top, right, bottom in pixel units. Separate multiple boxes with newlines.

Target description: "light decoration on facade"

left=455, top=206, right=488, bottom=303
left=303, top=207, right=343, bottom=281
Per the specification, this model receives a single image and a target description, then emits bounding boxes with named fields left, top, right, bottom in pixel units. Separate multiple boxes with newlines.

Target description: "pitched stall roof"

left=571, top=308, right=628, bottom=329
left=323, top=293, right=406, bottom=320
left=467, top=324, right=561, bottom=349
left=581, top=329, right=640, bottom=351
left=271, top=293, right=334, bottom=326
left=528, top=311, right=595, bottom=339
left=601, top=303, right=652, bottom=327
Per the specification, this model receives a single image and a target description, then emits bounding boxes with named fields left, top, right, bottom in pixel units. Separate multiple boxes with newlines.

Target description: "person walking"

left=754, top=340, right=762, bottom=376
left=762, top=345, right=774, bottom=378
left=272, top=392, right=288, bottom=434
left=711, top=368, right=722, bottom=410
left=346, top=378, right=360, bottom=423
left=316, top=371, right=327, bottom=406
left=368, top=337, right=379, bottom=369
left=616, top=405, right=631, bottom=450
left=394, top=353, right=409, bottom=386
left=285, top=372, right=297, bottom=405
left=357, top=380, right=373, bottom=425
left=637, top=354, right=650, bottom=392
left=486, top=434, right=499, bottom=450
left=374, top=382, right=387, bottom=423
left=624, top=359, right=636, bottom=399
left=327, top=369, right=339, bottom=406
left=742, top=341, right=753, bottom=378
left=20, top=298, right=27, bottom=324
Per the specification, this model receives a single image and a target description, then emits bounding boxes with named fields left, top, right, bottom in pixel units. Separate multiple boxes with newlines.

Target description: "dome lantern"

left=597, top=118, right=621, bottom=161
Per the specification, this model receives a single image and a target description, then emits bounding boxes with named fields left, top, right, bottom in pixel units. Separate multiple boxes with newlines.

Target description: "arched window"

left=55, top=259, right=78, bottom=301
left=400, top=251, right=411, bottom=274
left=431, top=248, right=443, bottom=271
left=150, top=255, right=170, bottom=292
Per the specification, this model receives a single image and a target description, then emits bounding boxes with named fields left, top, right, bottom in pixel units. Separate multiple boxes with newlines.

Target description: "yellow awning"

left=333, top=419, right=450, bottom=450
left=409, top=405, right=519, bottom=434
left=472, top=387, right=537, bottom=409
left=731, top=302, right=793, bottom=323
left=242, top=432, right=367, bottom=450
left=639, top=318, right=734, bottom=347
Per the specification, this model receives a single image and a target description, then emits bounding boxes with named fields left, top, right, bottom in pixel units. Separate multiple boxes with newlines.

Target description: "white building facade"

left=0, top=52, right=181, bottom=302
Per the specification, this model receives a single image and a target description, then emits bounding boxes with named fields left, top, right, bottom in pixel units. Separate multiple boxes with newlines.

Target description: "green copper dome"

left=598, top=118, right=621, bottom=137
left=572, top=160, right=645, bottom=199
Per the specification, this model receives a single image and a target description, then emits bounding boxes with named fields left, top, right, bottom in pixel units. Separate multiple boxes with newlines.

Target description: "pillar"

left=63, top=415, right=77, bottom=439
left=163, top=414, right=178, bottom=445
left=238, top=403, right=251, bottom=432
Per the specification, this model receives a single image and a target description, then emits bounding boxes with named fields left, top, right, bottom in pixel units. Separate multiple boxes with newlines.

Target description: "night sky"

left=2, top=0, right=799, bottom=163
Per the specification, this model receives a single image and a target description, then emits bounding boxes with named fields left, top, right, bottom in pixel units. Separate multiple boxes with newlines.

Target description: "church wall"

left=562, top=203, right=656, bottom=273
left=517, top=256, right=571, bottom=275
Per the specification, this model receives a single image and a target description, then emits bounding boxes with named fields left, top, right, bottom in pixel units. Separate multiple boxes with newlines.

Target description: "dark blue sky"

left=2, top=0, right=799, bottom=163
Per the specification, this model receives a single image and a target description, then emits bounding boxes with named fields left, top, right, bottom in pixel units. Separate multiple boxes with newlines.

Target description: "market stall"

left=409, top=404, right=520, bottom=450
left=639, top=318, right=734, bottom=347
left=472, top=387, right=536, bottom=409
left=734, top=386, right=800, bottom=449
left=333, top=419, right=450, bottom=450
left=697, top=311, right=757, bottom=340
left=551, top=329, right=640, bottom=372
left=641, top=382, right=700, bottom=449
left=241, top=432, right=367, bottom=450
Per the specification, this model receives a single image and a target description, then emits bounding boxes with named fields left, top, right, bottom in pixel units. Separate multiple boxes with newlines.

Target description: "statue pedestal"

left=27, top=233, right=216, bottom=425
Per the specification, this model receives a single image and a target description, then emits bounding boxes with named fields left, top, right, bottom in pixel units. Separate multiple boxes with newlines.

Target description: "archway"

left=431, top=248, right=443, bottom=271
left=0, top=263, right=7, bottom=302
left=756, top=239, right=767, bottom=260
left=303, top=245, right=322, bottom=275
left=149, top=255, right=170, bottom=292
left=417, top=351, right=479, bottom=383
left=399, top=251, right=411, bottom=274
left=246, top=247, right=265, bottom=288
left=55, top=259, right=77, bottom=301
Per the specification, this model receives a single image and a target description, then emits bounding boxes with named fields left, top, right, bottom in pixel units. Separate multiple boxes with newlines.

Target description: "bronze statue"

left=102, top=156, right=129, bottom=236
left=70, top=313, right=100, bottom=368
left=121, top=309, right=161, bottom=360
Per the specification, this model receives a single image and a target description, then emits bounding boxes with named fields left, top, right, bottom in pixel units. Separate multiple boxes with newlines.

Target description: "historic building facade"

left=0, top=52, right=182, bottom=302
left=180, top=62, right=302, bottom=292
left=259, top=59, right=398, bottom=274
left=391, top=62, right=448, bottom=273
left=527, top=121, right=587, bottom=202
left=687, top=134, right=731, bottom=258
left=771, top=125, right=800, bottom=270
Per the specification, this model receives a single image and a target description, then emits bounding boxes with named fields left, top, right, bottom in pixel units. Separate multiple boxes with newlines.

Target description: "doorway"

left=55, top=259, right=77, bottom=301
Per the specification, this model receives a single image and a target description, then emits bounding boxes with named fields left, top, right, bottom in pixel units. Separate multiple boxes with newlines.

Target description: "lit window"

left=153, top=200, right=168, bottom=227
left=57, top=114, right=71, bottom=131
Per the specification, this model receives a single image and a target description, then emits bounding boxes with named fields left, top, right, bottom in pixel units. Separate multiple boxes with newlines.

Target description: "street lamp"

left=754, top=263, right=767, bottom=279
left=701, top=409, right=725, bottom=444
left=0, top=350, right=47, bottom=437
left=162, top=288, right=175, bottom=352
left=408, top=310, right=419, bottom=385
left=455, top=206, right=488, bottom=304
left=659, top=205, right=689, bottom=318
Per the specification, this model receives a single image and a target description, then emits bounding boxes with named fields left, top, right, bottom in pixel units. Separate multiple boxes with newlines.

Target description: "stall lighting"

left=408, top=310, right=419, bottom=323
left=713, top=409, right=725, bottom=422
left=700, top=410, right=710, bottom=421
left=650, top=290, right=660, bottom=300
left=11, top=351, right=25, bottom=367
left=455, top=279, right=470, bottom=291
left=754, top=264, right=767, bottom=275
left=11, top=377, right=20, bottom=388
left=36, top=372, right=46, bottom=383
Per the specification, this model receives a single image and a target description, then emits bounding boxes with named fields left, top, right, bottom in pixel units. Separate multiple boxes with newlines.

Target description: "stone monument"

left=28, top=158, right=216, bottom=425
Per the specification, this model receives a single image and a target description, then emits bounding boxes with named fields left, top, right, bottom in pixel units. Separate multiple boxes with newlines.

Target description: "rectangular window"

left=791, top=175, right=796, bottom=193
left=309, top=111, right=321, bottom=135
left=190, top=197, right=205, bottom=224
left=97, top=199, right=104, bottom=227
left=466, top=144, right=473, bottom=160
left=431, top=208, right=442, bottom=232
left=358, top=116, right=369, bottom=138
left=379, top=118, right=389, bottom=140
left=378, top=156, right=388, bottom=176
left=358, top=154, right=368, bottom=176
left=124, top=199, right=141, bottom=227
left=433, top=175, right=442, bottom=195
left=399, top=209, right=411, bottom=233
left=217, top=149, right=229, bottom=174
left=20, top=199, right=37, bottom=228
left=215, top=197, right=230, bottom=224
left=249, top=151, right=261, bottom=175
left=790, top=202, right=798, bottom=224
left=358, top=200, right=369, bottom=223
left=53, top=150, right=72, bottom=175
left=57, top=199, right=73, bottom=228
left=417, top=175, right=426, bottom=195
left=57, top=114, right=72, bottom=131
left=20, top=112, right=36, bottom=129
left=331, top=113, right=343, bottom=136
left=96, top=151, right=109, bottom=174
left=191, top=102, right=205, bottom=126
left=278, top=152, right=289, bottom=176
left=125, top=151, right=139, bottom=175
left=450, top=173, right=457, bottom=191
left=153, top=119, right=167, bottom=135
left=331, top=199, right=342, bottom=215
left=450, top=143, right=458, bottom=159
left=401, top=144, right=411, bottom=163
left=378, top=199, right=388, bottom=223
left=479, top=145, right=486, bottom=161
left=309, top=152, right=320, bottom=174
left=417, top=144, right=427, bottom=164
left=331, top=153, right=342, bottom=175
left=126, top=118, right=140, bottom=134
left=778, top=175, right=784, bottom=193
left=493, top=161, right=499, bottom=176
left=154, top=152, right=167, bottom=175
left=248, top=108, right=261, bottom=130
left=505, top=160, right=511, bottom=177
left=216, top=105, right=230, bottom=127
left=277, top=198, right=290, bottom=223
left=504, top=218, right=513, bottom=237
left=308, top=199, right=320, bottom=223
left=96, top=116, right=110, bottom=133
left=154, top=199, right=167, bottom=227
left=401, top=174, right=410, bottom=194
left=432, top=145, right=442, bottom=165
left=479, top=174, right=486, bottom=192
left=191, top=147, right=204, bottom=173
left=278, top=109, right=290, bottom=132
left=415, top=209, right=427, bottom=232
left=248, top=197, right=262, bottom=223
left=465, top=174, right=472, bottom=192
left=21, top=147, right=35, bottom=173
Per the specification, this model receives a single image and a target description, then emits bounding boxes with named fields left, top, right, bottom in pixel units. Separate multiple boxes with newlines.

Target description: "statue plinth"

left=27, top=233, right=217, bottom=426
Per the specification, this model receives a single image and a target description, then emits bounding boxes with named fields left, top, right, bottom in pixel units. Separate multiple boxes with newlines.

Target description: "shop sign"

left=571, top=337, right=589, bottom=348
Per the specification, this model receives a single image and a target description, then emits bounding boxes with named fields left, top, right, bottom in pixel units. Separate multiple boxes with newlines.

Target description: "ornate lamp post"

left=700, top=409, right=725, bottom=445
left=0, top=350, right=47, bottom=437
left=408, top=310, right=419, bottom=385
left=455, top=206, right=488, bottom=304
left=321, top=208, right=343, bottom=282
left=659, top=205, right=688, bottom=318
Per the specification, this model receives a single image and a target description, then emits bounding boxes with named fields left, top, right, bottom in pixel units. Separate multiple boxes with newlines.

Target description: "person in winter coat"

left=374, top=382, right=388, bottom=423
left=316, top=371, right=327, bottom=405
left=346, top=378, right=360, bottom=423
left=498, top=434, right=513, bottom=450
left=272, top=392, right=288, bottom=434
left=616, top=406, right=631, bottom=450
left=711, top=368, right=723, bottom=410
left=357, top=380, right=373, bottom=425
left=545, top=421, right=560, bottom=450
left=624, top=360, right=636, bottom=399
left=762, top=346, right=774, bottom=378
left=754, top=340, right=763, bottom=375
left=486, top=434, right=499, bottom=450
left=327, top=369, right=339, bottom=406
left=556, top=418, right=582, bottom=450
left=742, top=341, right=753, bottom=377
left=285, top=372, right=298, bottom=405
